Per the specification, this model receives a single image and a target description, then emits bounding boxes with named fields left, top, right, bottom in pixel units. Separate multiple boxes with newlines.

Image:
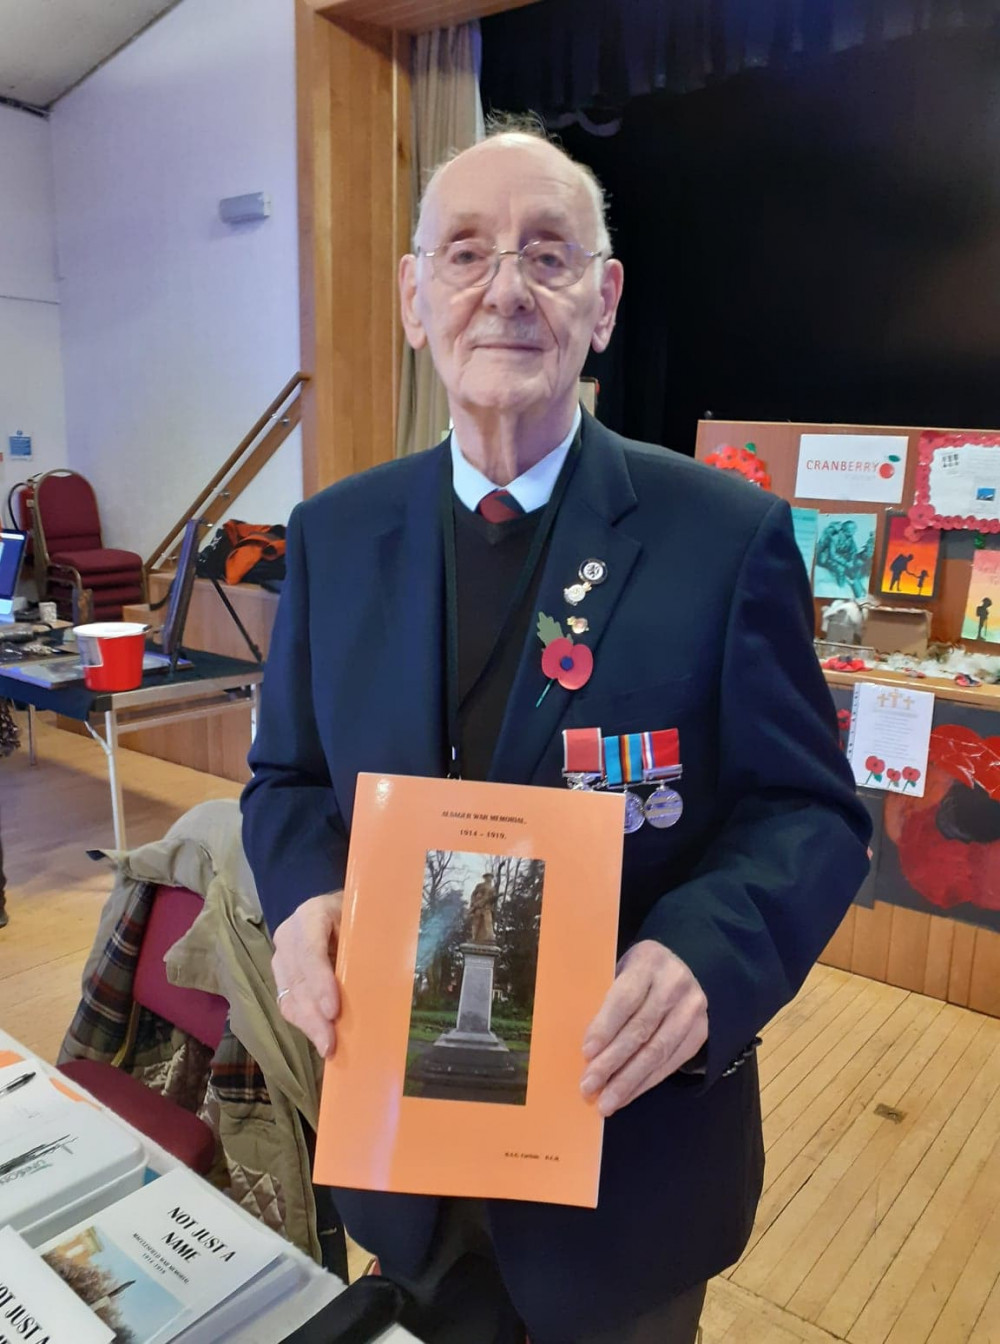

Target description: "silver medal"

left=644, top=785, right=683, bottom=829
left=580, top=558, right=607, bottom=586
left=623, top=789, right=646, bottom=833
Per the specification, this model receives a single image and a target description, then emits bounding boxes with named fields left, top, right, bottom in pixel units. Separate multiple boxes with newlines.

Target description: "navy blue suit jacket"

left=242, top=413, right=870, bottom=1338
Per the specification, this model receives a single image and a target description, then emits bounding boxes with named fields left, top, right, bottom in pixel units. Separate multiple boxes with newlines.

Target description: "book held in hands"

left=314, top=773, right=625, bottom=1208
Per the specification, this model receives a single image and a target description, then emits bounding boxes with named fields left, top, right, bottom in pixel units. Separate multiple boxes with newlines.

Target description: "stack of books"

left=0, top=1061, right=303, bottom=1343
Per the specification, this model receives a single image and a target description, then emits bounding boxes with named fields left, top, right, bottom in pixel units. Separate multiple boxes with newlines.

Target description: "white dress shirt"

left=450, top=406, right=582, bottom=514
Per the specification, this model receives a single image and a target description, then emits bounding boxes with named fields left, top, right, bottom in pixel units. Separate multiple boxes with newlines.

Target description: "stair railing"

left=144, top=372, right=309, bottom=578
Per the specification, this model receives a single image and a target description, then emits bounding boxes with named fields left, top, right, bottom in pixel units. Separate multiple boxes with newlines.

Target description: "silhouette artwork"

left=977, top=596, right=993, bottom=640
left=878, top=511, right=942, bottom=600
left=888, top=552, right=915, bottom=591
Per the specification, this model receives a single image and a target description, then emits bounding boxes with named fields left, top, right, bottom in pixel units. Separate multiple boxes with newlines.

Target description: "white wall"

left=0, top=105, right=68, bottom=514
left=50, top=0, right=302, bottom=559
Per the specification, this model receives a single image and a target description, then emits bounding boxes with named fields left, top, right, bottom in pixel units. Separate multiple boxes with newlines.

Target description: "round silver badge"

left=644, top=786, right=683, bottom=829
left=623, top=790, right=646, bottom=834
left=580, top=559, right=607, bottom=585
left=564, top=582, right=590, bottom=606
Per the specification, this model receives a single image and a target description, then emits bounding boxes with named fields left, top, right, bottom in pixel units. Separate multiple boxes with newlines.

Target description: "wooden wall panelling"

left=297, top=3, right=412, bottom=495
left=822, top=904, right=1000, bottom=1018
left=297, top=0, right=334, bottom=500
left=947, top=922, right=977, bottom=1007
left=820, top=904, right=856, bottom=971
left=968, top=928, right=1000, bottom=1018
left=923, top=916, right=956, bottom=1001
left=884, top=904, right=932, bottom=994
left=119, top=576, right=279, bottom=784
left=308, top=0, right=539, bottom=30
left=143, top=574, right=279, bottom=662
left=849, top=902, right=893, bottom=985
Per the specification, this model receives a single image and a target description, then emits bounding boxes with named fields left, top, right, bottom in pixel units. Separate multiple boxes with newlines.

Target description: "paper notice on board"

left=847, top=682, right=933, bottom=798
left=795, top=434, right=908, bottom=503
left=927, top=440, right=1000, bottom=522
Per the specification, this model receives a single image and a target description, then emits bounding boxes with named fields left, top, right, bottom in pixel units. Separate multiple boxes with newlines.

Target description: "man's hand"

left=580, top=940, right=708, bottom=1117
left=271, top=892, right=343, bottom=1058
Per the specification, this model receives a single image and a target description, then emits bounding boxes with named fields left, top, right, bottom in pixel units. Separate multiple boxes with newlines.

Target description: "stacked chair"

left=26, top=469, right=144, bottom=619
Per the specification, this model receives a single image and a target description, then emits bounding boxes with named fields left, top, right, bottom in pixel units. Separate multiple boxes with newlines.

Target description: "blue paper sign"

left=8, top=434, right=31, bottom=459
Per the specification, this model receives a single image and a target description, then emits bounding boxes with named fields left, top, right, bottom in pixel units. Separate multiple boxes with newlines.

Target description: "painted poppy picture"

left=832, top=685, right=1000, bottom=935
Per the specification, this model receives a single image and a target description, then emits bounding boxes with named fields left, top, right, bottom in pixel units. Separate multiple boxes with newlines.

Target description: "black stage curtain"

left=480, top=0, right=997, bottom=119
left=480, top=18, right=1000, bottom=454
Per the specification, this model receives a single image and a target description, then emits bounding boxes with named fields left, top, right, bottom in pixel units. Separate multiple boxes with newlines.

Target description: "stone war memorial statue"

left=418, top=864, right=519, bottom=1100
left=468, top=872, right=497, bottom=945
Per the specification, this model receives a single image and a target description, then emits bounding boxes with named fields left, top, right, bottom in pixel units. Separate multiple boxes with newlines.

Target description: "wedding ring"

left=276, top=987, right=291, bottom=1004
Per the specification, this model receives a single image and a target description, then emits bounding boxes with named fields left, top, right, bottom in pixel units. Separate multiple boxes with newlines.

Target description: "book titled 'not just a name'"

left=0, top=1167, right=300, bottom=1344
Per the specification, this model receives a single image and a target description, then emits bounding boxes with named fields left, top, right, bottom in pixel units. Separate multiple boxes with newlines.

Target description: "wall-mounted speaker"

left=219, top=192, right=271, bottom=224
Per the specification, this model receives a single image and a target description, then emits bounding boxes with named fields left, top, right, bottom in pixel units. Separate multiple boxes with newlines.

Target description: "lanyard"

left=441, top=435, right=581, bottom=778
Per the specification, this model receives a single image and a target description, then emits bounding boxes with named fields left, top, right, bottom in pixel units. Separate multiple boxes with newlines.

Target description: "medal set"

left=563, top=557, right=608, bottom=607
left=562, top=727, right=684, bottom=833
left=553, top=557, right=682, bottom=832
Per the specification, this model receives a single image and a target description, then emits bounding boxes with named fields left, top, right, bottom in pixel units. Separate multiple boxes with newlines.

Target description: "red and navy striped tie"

left=477, top=489, right=524, bottom=523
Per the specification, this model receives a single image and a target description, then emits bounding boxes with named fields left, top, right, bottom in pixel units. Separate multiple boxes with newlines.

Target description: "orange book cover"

left=313, top=773, right=625, bottom=1207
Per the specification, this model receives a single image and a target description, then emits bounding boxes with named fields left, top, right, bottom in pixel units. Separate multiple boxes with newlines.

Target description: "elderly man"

left=242, top=125, right=870, bottom=1343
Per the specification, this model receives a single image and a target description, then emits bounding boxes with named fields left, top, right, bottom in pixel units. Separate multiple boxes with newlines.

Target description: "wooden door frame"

left=296, top=0, right=540, bottom=494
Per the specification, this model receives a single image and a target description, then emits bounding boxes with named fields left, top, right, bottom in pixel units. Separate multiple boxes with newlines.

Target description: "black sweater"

left=452, top=498, right=549, bottom=781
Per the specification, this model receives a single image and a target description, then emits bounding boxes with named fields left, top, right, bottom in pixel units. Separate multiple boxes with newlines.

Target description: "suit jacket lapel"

left=372, top=443, right=449, bottom=778
left=489, top=416, right=642, bottom=784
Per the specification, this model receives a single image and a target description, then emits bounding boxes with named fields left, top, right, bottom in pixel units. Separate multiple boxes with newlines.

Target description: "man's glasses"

left=418, top=238, right=607, bottom=291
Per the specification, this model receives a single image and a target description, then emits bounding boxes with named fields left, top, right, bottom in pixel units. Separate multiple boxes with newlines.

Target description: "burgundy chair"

left=8, top=481, right=34, bottom=559
left=31, top=469, right=144, bottom=620
left=59, top=884, right=229, bottom=1174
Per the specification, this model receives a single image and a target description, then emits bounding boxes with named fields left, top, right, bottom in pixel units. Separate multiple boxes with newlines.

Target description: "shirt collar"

left=450, top=406, right=582, bottom=515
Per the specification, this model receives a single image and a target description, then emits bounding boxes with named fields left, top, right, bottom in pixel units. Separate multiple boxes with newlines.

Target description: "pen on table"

left=0, top=1071, right=36, bottom=1097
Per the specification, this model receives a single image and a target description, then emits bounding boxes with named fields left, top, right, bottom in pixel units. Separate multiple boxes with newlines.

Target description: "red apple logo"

left=879, top=453, right=902, bottom=480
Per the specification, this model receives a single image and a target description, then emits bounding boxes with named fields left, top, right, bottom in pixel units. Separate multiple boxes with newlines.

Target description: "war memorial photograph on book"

left=404, top=849, right=546, bottom=1106
left=43, top=1232, right=179, bottom=1343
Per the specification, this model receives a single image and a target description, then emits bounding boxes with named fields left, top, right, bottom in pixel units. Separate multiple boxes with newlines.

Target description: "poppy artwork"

left=877, top=511, right=941, bottom=600
left=832, top=686, right=1000, bottom=935
left=846, top=682, right=933, bottom=798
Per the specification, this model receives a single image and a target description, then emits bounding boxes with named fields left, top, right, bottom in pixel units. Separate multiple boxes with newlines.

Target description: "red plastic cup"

left=73, top=622, right=148, bottom=692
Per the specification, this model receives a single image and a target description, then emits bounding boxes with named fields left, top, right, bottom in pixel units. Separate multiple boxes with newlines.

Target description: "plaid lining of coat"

left=60, top=878, right=268, bottom=1107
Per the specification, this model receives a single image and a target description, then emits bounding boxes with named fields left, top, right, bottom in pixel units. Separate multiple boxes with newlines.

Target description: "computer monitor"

left=0, top=531, right=27, bottom=623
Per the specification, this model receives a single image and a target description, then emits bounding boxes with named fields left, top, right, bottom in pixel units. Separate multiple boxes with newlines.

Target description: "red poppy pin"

left=536, top=612, right=593, bottom=706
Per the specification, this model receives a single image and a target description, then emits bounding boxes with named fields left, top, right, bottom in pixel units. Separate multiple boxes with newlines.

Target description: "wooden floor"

left=0, top=713, right=240, bottom=1060
left=3, top=718, right=1000, bottom=1342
